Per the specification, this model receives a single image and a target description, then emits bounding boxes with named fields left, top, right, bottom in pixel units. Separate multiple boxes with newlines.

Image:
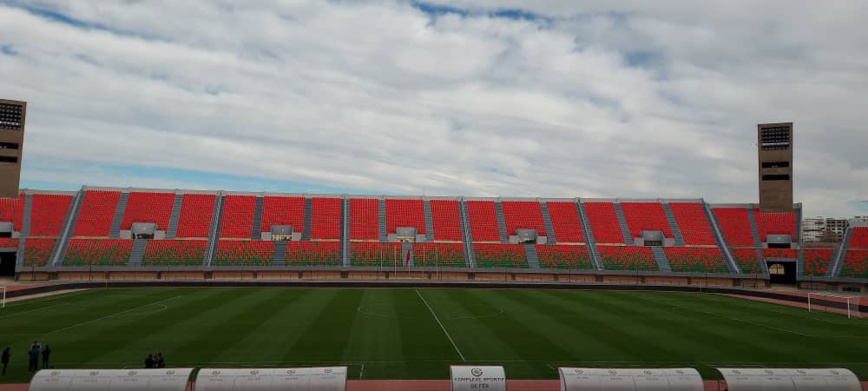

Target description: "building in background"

left=801, top=217, right=849, bottom=243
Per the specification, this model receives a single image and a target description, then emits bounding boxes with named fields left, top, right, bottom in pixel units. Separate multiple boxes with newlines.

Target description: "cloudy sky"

left=1, top=0, right=866, bottom=217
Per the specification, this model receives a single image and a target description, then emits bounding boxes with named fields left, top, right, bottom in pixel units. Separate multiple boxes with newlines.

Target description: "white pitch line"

left=0, top=303, right=70, bottom=318
left=415, top=289, right=465, bottom=362
left=46, top=295, right=183, bottom=335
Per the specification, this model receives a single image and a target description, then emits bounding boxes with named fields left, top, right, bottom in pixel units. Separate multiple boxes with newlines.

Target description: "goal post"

left=806, top=291, right=863, bottom=319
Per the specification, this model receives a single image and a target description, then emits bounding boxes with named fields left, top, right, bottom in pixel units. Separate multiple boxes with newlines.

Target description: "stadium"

left=2, top=1, right=868, bottom=390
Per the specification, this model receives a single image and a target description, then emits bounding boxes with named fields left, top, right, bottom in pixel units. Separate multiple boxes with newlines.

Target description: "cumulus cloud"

left=0, top=0, right=866, bottom=216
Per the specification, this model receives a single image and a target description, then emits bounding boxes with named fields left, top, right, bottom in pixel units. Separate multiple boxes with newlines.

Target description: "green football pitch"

left=1, top=288, right=866, bottom=383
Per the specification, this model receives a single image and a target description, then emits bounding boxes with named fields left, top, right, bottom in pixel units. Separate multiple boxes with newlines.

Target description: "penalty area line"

left=415, top=289, right=466, bottom=362
left=46, top=295, right=184, bottom=336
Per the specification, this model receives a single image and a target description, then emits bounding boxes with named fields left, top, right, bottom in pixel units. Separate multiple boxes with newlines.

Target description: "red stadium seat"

left=142, top=240, right=207, bottom=266
left=310, top=198, right=341, bottom=240
left=413, top=243, right=465, bottom=267
left=848, top=227, right=868, bottom=249
left=473, top=243, right=528, bottom=268
left=669, top=203, right=715, bottom=245
left=753, top=210, right=797, bottom=242
left=712, top=208, right=754, bottom=246
left=350, top=242, right=402, bottom=266
left=219, top=196, right=257, bottom=239
left=120, top=192, right=175, bottom=231
left=24, top=238, right=56, bottom=266
left=350, top=198, right=379, bottom=240
left=174, top=194, right=215, bottom=238
left=501, top=201, right=546, bottom=236
left=430, top=200, right=462, bottom=241
left=545, top=202, right=585, bottom=243
left=29, top=194, right=73, bottom=236
left=214, top=240, right=274, bottom=266
left=466, top=200, right=500, bottom=242
left=841, top=250, right=868, bottom=279
left=535, top=244, right=593, bottom=269
left=73, top=191, right=121, bottom=237
left=0, top=194, right=24, bottom=231
left=584, top=202, right=624, bottom=244
left=597, top=246, right=657, bottom=271
left=664, top=247, right=728, bottom=273
left=285, top=241, right=342, bottom=266
left=386, top=199, right=425, bottom=235
left=63, top=238, right=132, bottom=266
left=802, top=248, right=833, bottom=277
left=761, top=248, right=797, bottom=258
left=260, top=196, right=305, bottom=234
left=620, top=202, right=672, bottom=238
left=729, top=248, right=761, bottom=274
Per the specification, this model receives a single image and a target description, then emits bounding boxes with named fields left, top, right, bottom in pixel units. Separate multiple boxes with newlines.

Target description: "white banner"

left=450, top=365, right=507, bottom=391
left=29, top=368, right=194, bottom=391
left=558, top=368, right=703, bottom=391
left=717, top=368, right=861, bottom=391
left=195, top=367, right=347, bottom=391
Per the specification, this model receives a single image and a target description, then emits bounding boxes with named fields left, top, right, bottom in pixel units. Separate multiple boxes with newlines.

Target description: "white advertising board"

left=717, top=368, right=861, bottom=391
left=28, top=368, right=194, bottom=391
left=194, top=367, right=347, bottom=391
left=558, top=368, right=703, bottom=391
left=450, top=365, right=507, bottom=391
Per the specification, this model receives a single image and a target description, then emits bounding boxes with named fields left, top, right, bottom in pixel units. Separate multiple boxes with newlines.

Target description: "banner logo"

left=471, top=368, right=484, bottom=377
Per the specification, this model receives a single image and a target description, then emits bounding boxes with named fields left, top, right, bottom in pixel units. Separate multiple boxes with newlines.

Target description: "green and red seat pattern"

left=63, top=239, right=132, bottom=266
left=473, top=243, right=528, bottom=268
left=597, top=246, right=658, bottom=271
left=664, top=247, right=728, bottom=273
left=213, top=240, right=274, bottom=266
left=142, top=240, right=207, bottom=266
left=285, top=241, right=342, bottom=266
left=412, top=243, right=465, bottom=267
left=535, top=245, right=593, bottom=269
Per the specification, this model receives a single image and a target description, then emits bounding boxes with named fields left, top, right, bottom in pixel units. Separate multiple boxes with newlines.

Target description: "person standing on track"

left=41, top=345, right=51, bottom=369
left=1, top=347, right=9, bottom=375
left=27, top=346, right=39, bottom=372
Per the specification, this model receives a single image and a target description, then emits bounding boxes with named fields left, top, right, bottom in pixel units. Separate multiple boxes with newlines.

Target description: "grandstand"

left=0, top=187, right=865, bottom=290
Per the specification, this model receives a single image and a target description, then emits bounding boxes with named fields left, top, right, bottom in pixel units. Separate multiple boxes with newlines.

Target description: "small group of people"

left=144, top=352, right=165, bottom=369
left=1, top=341, right=51, bottom=375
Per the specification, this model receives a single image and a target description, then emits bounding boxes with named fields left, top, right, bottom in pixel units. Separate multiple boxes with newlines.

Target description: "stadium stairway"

left=341, top=198, right=350, bottom=266
left=651, top=246, right=672, bottom=272
left=702, top=202, right=741, bottom=273
left=49, top=190, right=84, bottom=266
left=746, top=208, right=768, bottom=274
left=494, top=200, right=508, bottom=243
left=540, top=202, right=557, bottom=244
left=423, top=200, right=435, bottom=241
left=204, top=195, right=224, bottom=266
left=827, top=228, right=852, bottom=277
left=661, top=203, right=686, bottom=246
left=378, top=198, right=387, bottom=242
left=796, top=207, right=803, bottom=245
left=251, top=196, right=264, bottom=240
left=523, top=243, right=541, bottom=269
left=402, top=241, right=414, bottom=267
left=108, top=192, right=129, bottom=239
left=273, top=241, right=287, bottom=266
left=613, top=203, right=635, bottom=245
left=128, top=238, right=147, bottom=265
left=302, top=197, right=312, bottom=241
left=458, top=200, right=476, bottom=267
left=576, top=201, right=603, bottom=270
left=165, top=193, right=183, bottom=239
